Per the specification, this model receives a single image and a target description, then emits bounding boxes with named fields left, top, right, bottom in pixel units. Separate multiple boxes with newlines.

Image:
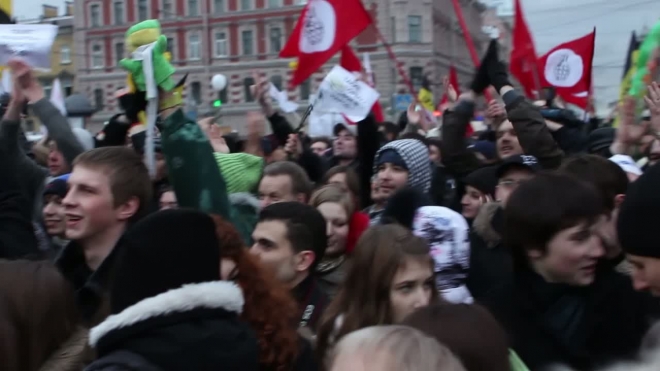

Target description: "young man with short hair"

left=560, top=154, right=629, bottom=262
left=250, top=201, right=329, bottom=331
left=57, top=147, right=152, bottom=323
left=486, top=173, right=660, bottom=370
left=257, top=161, right=312, bottom=209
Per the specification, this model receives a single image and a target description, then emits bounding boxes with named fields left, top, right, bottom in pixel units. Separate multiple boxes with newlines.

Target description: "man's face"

left=47, top=141, right=68, bottom=176
left=376, top=163, right=409, bottom=199
left=62, top=166, right=124, bottom=241
left=310, top=141, right=329, bottom=157
left=628, top=254, right=660, bottom=296
left=333, top=129, right=357, bottom=159
left=529, top=222, right=604, bottom=286
left=428, top=144, right=441, bottom=165
left=258, top=175, right=300, bottom=209
left=42, top=194, right=66, bottom=237
left=496, top=120, right=523, bottom=159
left=250, top=220, right=301, bottom=285
left=495, top=167, right=534, bottom=205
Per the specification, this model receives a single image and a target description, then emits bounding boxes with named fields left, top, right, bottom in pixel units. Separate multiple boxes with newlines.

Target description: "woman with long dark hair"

left=316, top=224, right=440, bottom=363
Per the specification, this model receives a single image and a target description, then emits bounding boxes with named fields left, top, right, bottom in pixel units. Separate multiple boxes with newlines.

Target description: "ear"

left=116, top=196, right=140, bottom=221
left=295, top=250, right=316, bottom=273
left=614, top=194, right=625, bottom=209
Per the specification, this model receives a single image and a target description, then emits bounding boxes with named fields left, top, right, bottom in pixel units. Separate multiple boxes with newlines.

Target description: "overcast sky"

left=499, top=0, right=660, bottom=113
left=14, top=0, right=660, bottom=114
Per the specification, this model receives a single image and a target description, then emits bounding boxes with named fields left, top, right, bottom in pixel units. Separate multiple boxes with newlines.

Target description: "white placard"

left=314, top=65, right=380, bottom=122
left=0, top=24, right=58, bottom=69
left=268, top=83, right=299, bottom=113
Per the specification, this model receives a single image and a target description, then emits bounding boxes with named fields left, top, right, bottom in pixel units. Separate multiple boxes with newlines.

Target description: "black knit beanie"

left=618, top=162, right=660, bottom=258
left=110, top=209, right=221, bottom=314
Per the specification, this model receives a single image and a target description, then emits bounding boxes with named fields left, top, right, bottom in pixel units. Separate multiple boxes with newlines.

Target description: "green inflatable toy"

left=629, top=20, right=660, bottom=97
left=119, top=19, right=176, bottom=92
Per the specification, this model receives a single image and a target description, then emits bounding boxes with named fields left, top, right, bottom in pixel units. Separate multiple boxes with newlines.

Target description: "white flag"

left=314, top=65, right=380, bottom=122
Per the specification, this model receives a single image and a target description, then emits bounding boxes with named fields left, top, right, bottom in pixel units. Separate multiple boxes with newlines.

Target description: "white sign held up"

left=314, top=65, right=380, bottom=122
left=268, top=83, right=299, bottom=113
left=0, top=24, right=58, bottom=69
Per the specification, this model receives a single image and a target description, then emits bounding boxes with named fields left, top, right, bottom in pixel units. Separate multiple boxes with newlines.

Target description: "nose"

left=248, top=245, right=261, bottom=256
left=62, top=191, right=75, bottom=209
left=412, top=287, right=430, bottom=309
left=43, top=203, right=55, bottom=215
left=259, top=198, right=271, bottom=209
left=326, top=220, right=333, bottom=237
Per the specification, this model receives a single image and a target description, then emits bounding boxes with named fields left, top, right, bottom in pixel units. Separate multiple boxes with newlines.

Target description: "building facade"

left=73, top=0, right=486, bottom=133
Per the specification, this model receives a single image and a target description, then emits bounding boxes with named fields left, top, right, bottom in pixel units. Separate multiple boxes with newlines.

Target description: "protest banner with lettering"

left=314, top=65, right=380, bottom=122
left=0, top=24, right=58, bottom=69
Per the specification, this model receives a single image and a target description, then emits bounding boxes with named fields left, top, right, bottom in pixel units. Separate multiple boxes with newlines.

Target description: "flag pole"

left=450, top=0, right=492, bottom=101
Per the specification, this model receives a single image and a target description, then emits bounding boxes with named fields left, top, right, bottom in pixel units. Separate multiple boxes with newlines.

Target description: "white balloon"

left=211, top=74, right=227, bottom=91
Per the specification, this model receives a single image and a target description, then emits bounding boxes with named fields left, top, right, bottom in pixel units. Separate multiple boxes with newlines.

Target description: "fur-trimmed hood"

left=90, top=281, right=243, bottom=347
left=87, top=281, right=259, bottom=371
left=472, top=202, right=503, bottom=248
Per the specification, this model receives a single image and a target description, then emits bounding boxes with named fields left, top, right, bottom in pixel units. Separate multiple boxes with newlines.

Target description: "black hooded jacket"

left=85, top=281, right=259, bottom=371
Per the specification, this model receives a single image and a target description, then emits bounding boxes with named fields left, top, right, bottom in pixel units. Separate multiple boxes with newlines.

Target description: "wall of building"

left=74, top=0, right=486, bottom=133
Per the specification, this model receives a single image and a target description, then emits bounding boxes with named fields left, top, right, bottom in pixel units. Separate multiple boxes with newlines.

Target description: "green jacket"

left=160, top=109, right=256, bottom=243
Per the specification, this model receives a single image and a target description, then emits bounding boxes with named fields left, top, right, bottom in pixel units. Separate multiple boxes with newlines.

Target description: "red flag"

left=537, top=29, right=596, bottom=109
left=510, top=0, right=539, bottom=98
left=280, top=0, right=372, bottom=87
left=339, top=46, right=385, bottom=122
left=339, top=45, right=362, bottom=72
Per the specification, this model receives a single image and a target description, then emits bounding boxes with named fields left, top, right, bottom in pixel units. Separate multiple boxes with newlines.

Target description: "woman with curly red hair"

left=210, top=215, right=318, bottom=371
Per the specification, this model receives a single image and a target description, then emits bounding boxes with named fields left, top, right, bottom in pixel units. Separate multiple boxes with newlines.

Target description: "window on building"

left=188, top=34, right=201, bottom=60
left=214, top=32, right=228, bottom=57
left=65, top=86, right=73, bottom=96
left=166, top=37, right=175, bottom=56
left=410, top=66, right=424, bottom=91
left=91, top=44, right=103, bottom=68
left=94, top=88, right=104, bottom=110
left=391, top=16, right=396, bottom=43
left=188, top=0, right=199, bottom=16
left=191, top=82, right=202, bottom=104
left=115, top=42, right=124, bottom=64
left=242, top=30, right=253, bottom=55
left=269, top=27, right=282, bottom=53
left=60, top=45, right=71, bottom=64
left=297, top=0, right=307, bottom=4
left=408, top=15, right=422, bottom=43
left=113, top=1, right=124, bottom=25
left=271, top=75, right=283, bottom=91
left=90, top=4, right=101, bottom=27
left=300, top=79, right=310, bottom=100
left=244, top=77, right=255, bottom=102
left=218, top=88, right=228, bottom=105
left=137, top=0, right=148, bottom=21
left=268, top=0, right=280, bottom=8
left=240, top=0, right=252, bottom=11
left=214, top=0, right=225, bottom=14
left=163, top=0, right=173, bottom=19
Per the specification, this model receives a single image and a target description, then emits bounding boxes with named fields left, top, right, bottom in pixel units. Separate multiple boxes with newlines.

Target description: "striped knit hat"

left=214, top=152, right=264, bottom=194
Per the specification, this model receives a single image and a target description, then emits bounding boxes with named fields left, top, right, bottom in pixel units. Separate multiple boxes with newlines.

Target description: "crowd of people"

left=3, top=37, right=660, bottom=371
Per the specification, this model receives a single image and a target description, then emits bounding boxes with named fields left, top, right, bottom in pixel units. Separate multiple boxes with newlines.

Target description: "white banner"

left=314, top=65, right=380, bottom=122
left=268, top=82, right=299, bottom=113
left=0, top=24, right=58, bottom=69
